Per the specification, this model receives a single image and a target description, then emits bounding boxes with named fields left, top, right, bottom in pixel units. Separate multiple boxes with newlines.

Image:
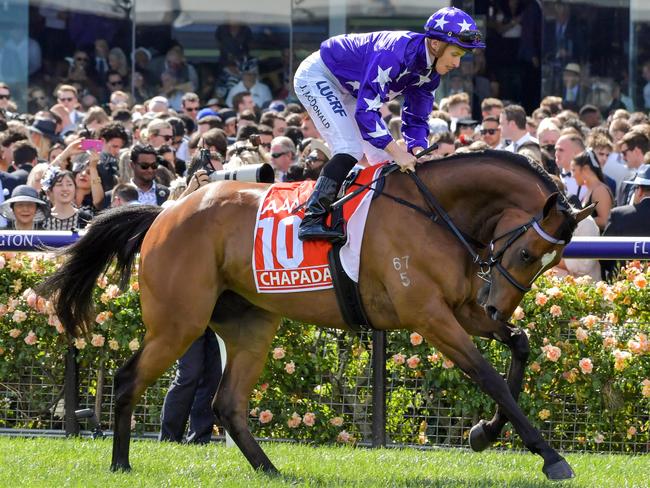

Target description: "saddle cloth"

left=252, top=165, right=384, bottom=293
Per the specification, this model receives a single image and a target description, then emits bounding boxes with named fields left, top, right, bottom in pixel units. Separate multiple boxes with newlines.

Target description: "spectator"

left=555, top=133, right=585, bottom=198
left=40, top=167, right=92, bottom=230
left=480, top=97, right=503, bottom=120
left=0, top=83, right=13, bottom=115
left=28, top=87, right=51, bottom=114
left=500, top=104, right=537, bottom=152
left=225, top=58, right=272, bottom=109
left=110, top=183, right=140, bottom=207
left=537, top=118, right=561, bottom=156
left=108, top=47, right=130, bottom=79
left=260, top=112, right=287, bottom=138
left=108, top=90, right=131, bottom=115
left=230, top=91, right=255, bottom=115
left=27, top=118, right=59, bottom=160
left=83, top=106, right=110, bottom=133
left=0, top=185, right=48, bottom=230
left=571, top=150, right=614, bottom=231
left=145, top=119, right=174, bottom=150
left=617, top=131, right=649, bottom=205
left=480, top=115, right=501, bottom=149
left=181, top=92, right=200, bottom=120
left=97, top=122, right=129, bottom=191
left=588, top=133, right=627, bottom=195
left=54, top=84, right=84, bottom=134
left=300, top=114, right=320, bottom=140
left=561, top=63, right=588, bottom=112
left=1, top=129, right=28, bottom=172
left=445, top=92, right=471, bottom=132
left=128, top=144, right=170, bottom=205
left=269, top=136, right=296, bottom=181
left=579, top=104, right=601, bottom=129
left=72, top=151, right=105, bottom=214
left=2, top=141, right=38, bottom=194
left=429, top=132, right=455, bottom=159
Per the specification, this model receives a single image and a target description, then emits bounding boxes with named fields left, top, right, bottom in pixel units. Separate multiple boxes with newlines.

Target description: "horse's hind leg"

left=111, top=323, right=206, bottom=471
left=211, top=301, right=281, bottom=473
left=469, top=326, right=529, bottom=452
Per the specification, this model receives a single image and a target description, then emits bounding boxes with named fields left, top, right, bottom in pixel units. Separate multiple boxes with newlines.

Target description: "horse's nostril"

left=486, top=305, right=500, bottom=321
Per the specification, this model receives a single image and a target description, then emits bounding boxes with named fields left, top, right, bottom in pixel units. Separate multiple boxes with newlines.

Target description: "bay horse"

left=39, top=150, right=592, bottom=480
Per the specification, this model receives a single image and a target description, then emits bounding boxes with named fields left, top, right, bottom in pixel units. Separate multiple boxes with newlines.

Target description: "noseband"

left=482, top=218, right=566, bottom=292
left=377, top=168, right=567, bottom=294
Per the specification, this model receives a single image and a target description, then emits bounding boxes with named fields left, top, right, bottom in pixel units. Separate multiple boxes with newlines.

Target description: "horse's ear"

left=572, top=203, right=596, bottom=223
left=542, top=192, right=561, bottom=218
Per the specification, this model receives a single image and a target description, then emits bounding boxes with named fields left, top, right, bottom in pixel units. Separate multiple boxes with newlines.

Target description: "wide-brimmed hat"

left=564, top=63, right=581, bottom=75
left=623, top=164, right=650, bottom=187
left=0, top=185, right=48, bottom=222
left=28, top=118, right=62, bottom=143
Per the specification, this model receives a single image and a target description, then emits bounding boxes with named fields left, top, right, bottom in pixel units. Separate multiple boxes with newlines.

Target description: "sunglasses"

left=480, top=128, right=499, bottom=135
left=261, top=143, right=271, bottom=149
left=58, top=97, right=74, bottom=102
left=305, top=156, right=326, bottom=165
left=271, top=151, right=289, bottom=158
left=0, top=94, right=10, bottom=100
left=136, top=162, right=159, bottom=170
left=108, top=81, right=123, bottom=87
left=184, top=107, right=199, bottom=112
left=620, top=147, right=631, bottom=155
left=542, top=144, right=556, bottom=153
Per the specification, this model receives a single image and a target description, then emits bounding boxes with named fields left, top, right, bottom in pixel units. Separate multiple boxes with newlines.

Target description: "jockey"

left=294, top=7, right=485, bottom=241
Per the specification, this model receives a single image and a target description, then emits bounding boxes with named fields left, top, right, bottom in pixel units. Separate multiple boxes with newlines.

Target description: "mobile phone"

left=81, top=139, right=103, bottom=152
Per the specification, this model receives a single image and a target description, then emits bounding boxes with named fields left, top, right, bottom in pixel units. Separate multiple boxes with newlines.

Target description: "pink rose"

left=442, top=358, right=454, bottom=369
left=74, top=338, right=87, bottom=350
left=25, top=290, right=38, bottom=309
left=249, top=407, right=259, bottom=417
left=406, top=355, right=420, bottom=369
left=91, top=334, right=105, bottom=347
left=633, top=274, right=647, bottom=289
left=409, top=332, right=423, bottom=346
left=534, top=293, right=548, bottom=306
left=272, top=347, right=285, bottom=360
left=0, top=255, right=5, bottom=269
left=130, top=282, right=139, bottom=292
left=575, top=327, right=588, bottom=342
left=541, top=344, right=561, bottom=362
left=284, top=361, right=295, bottom=374
left=303, top=412, right=316, bottom=427
left=287, top=412, right=301, bottom=428
left=546, top=287, right=563, bottom=299
left=96, top=276, right=108, bottom=289
left=549, top=305, right=562, bottom=318
left=36, top=297, right=47, bottom=314
left=530, top=361, right=541, bottom=373
left=260, top=383, right=269, bottom=392
left=512, top=306, right=524, bottom=321
left=578, top=358, right=593, bottom=374
left=108, top=339, right=119, bottom=350
left=627, top=339, right=642, bottom=355
left=9, top=328, right=22, bottom=338
left=259, top=409, right=273, bottom=424
left=562, top=368, right=578, bottom=383
left=95, top=311, right=112, bottom=325
left=12, top=309, right=27, bottom=324
left=128, top=338, right=140, bottom=351
left=643, top=379, right=650, bottom=398
left=594, top=433, right=604, bottom=444
left=24, top=331, right=37, bottom=346
left=427, top=353, right=440, bottom=364
left=627, top=426, right=637, bottom=437
left=602, top=336, right=617, bottom=350
left=392, top=353, right=406, bottom=365
left=337, top=430, right=354, bottom=443
left=581, top=315, right=599, bottom=329
left=330, top=416, right=344, bottom=427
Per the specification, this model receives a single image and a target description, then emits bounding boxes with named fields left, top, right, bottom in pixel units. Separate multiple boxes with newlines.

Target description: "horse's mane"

left=419, top=149, right=576, bottom=241
left=423, top=149, right=570, bottom=208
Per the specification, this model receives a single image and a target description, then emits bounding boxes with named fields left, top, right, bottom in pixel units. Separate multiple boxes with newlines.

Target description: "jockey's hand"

left=385, top=141, right=417, bottom=173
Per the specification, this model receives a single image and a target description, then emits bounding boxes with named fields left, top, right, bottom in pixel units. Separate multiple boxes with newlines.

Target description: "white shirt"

left=226, top=80, right=272, bottom=109
left=564, top=216, right=601, bottom=282
left=603, top=156, right=633, bottom=195
left=505, top=132, right=538, bottom=153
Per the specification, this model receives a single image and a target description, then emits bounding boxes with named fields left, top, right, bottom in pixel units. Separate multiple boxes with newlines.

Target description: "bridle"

left=481, top=218, right=566, bottom=292
left=374, top=166, right=568, bottom=293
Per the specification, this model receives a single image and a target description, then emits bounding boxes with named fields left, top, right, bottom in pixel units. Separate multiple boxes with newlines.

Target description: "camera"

left=199, top=148, right=214, bottom=175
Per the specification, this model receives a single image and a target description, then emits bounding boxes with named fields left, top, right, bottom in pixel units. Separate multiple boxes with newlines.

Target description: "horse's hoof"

left=542, top=458, right=575, bottom=481
left=469, top=420, right=491, bottom=452
left=110, top=463, right=132, bottom=473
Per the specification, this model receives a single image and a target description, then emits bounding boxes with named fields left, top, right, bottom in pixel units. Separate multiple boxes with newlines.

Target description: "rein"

left=378, top=165, right=565, bottom=293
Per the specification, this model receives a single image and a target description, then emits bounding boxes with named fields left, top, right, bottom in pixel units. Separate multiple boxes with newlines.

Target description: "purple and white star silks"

left=319, top=30, right=440, bottom=152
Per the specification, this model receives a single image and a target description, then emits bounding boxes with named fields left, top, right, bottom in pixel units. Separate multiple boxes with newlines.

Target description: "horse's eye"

left=520, top=249, right=532, bottom=262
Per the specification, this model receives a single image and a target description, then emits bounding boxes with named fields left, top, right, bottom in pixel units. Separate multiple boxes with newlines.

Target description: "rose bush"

left=1, top=252, right=648, bottom=451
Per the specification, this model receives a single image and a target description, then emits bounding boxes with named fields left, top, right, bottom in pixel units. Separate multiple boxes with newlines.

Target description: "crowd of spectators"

left=1, top=61, right=649, bottom=283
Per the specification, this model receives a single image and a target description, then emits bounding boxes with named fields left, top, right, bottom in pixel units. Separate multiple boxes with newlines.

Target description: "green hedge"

left=0, top=252, right=648, bottom=450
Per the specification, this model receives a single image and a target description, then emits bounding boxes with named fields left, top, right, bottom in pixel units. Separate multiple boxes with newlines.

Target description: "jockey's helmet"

left=424, top=7, right=486, bottom=50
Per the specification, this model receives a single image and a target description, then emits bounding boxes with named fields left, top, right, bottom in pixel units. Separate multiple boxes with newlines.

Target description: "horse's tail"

left=37, top=205, right=163, bottom=337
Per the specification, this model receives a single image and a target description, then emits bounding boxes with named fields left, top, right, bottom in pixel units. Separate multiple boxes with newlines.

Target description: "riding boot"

left=298, top=175, right=344, bottom=242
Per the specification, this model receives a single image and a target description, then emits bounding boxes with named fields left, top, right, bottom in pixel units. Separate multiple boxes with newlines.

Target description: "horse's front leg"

left=417, top=313, right=574, bottom=481
left=469, top=325, right=530, bottom=452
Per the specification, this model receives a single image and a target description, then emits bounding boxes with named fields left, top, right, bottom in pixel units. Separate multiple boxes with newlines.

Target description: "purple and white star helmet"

left=424, top=7, right=485, bottom=50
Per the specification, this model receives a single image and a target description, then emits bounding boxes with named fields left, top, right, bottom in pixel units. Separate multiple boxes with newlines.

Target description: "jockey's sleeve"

left=353, top=52, right=401, bottom=150
left=401, top=88, right=434, bottom=152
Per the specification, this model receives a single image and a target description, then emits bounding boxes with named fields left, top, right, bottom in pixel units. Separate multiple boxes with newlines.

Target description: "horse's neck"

left=426, top=161, right=549, bottom=242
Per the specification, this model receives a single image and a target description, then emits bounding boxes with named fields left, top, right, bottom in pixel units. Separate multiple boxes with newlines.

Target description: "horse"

left=38, top=150, right=593, bottom=481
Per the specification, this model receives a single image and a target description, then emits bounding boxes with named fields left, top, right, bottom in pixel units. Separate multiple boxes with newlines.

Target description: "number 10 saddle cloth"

left=252, top=164, right=385, bottom=294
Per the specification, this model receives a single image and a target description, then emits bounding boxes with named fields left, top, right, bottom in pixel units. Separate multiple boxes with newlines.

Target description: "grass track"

left=0, top=437, right=647, bottom=487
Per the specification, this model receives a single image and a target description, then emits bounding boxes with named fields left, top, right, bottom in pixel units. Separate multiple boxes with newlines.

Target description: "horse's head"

left=479, top=192, right=594, bottom=322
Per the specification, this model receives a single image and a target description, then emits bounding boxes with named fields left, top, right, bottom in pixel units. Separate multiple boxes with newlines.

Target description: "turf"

left=0, top=437, right=646, bottom=487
